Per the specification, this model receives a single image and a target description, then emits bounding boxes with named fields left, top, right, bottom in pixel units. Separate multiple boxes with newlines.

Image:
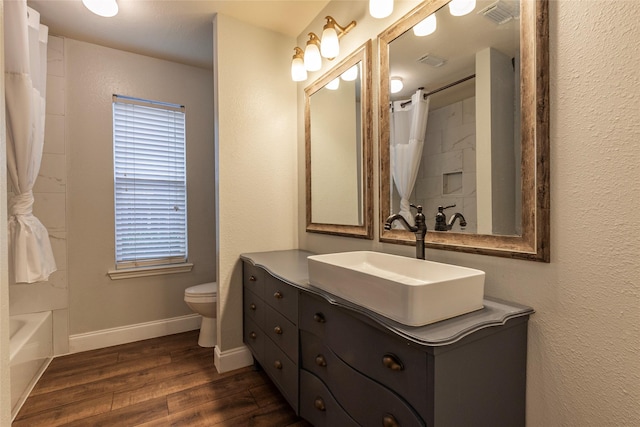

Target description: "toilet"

left=184, top=282, right=217, bottom=348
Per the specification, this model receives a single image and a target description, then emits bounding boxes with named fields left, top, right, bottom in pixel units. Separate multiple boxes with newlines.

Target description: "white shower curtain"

left=4, top=1, right=57, bottom=283
left=390, top=89, right=430, bottom=225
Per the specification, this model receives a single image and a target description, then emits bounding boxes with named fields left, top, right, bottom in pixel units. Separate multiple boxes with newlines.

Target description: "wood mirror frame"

left=305, top=41, right=373, bottom=239
left=378, top=0, right=549, bottom=261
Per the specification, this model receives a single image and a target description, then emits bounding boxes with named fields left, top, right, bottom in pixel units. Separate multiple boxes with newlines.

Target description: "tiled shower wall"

left=392, top=96, right=477, bottom=232
left=8, top=36, right=69, bottom=355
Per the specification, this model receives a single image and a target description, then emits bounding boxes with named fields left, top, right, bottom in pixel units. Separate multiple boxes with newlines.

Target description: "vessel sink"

left=307, top=251, right=485, bottom=327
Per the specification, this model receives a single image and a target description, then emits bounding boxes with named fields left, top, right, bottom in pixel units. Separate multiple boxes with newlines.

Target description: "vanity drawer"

left=243, top=316, right=264, bottom=360
left=301, top=330, right=425, bottom=427
left=300, top=292, right=429, bottom=416
left=243, top=287, right=265, bottom=326
left=299, top=370, right=359, bottom=427
left=243, top=262, right=265, bottom=298
left=264, top=337, right=298, bottom=413
left=265, top=304, right=298, bottom=362
left=264, top=275, right=298, bottom=323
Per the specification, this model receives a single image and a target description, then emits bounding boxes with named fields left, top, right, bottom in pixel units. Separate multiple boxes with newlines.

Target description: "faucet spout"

left=447, top=212, right=467, bottom=230
left=384, top=205, right=427, bottom=260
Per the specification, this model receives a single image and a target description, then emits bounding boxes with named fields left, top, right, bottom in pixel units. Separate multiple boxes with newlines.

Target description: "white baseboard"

left=69, top=314, right=202, bottom=354
left=214, top=345, right=253, bottom=373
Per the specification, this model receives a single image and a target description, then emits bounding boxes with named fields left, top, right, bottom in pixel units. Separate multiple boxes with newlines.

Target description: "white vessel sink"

left=307, top=251, right=485, bottom=327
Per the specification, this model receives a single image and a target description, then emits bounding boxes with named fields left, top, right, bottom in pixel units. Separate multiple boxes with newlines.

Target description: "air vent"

left=417, top=53, right=446, bottom=68
left=479, top=0, right=519, bottom=25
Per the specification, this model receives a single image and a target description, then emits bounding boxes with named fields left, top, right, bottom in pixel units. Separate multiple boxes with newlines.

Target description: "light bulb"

left=449, top=0, right=476, bottom=16
left=341, top=64, right=359, bottom=81
left=304, top=34, right=322, bottom=72
left=413, top=14, right=437, bottom=36
left=326, top=77, right=340, bottom=91
left=82, top=0, right=118, bottom=17
left=291, top=49, right=307, bottom=82
left=321, top=24, right=340, bottom=59
left=369, top=0, right=393, bottom=19
left=390, top=77, right=403, bottom=94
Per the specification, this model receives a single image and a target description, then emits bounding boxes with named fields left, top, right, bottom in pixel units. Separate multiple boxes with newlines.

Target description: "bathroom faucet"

left=384, top=204, right=428, bottom=260
left=434, top=205, right=467, bottom=231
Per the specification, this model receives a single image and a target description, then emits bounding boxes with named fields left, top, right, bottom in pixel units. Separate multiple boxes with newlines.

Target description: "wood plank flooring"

left=14, top=330, right=312, bottom=426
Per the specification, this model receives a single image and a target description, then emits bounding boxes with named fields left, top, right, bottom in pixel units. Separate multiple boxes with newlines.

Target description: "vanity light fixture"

left=320, top=16, right=357, bottom=59
left=82, top=0, right=118, bottom=17
left=449, top=0, right=477, bottom=16
left=413, top=14, right=437, bottom=36
left=304, top=33, right=322, bottom=72
left=326, top=77, right=340, bottom=90
left=369, top=0, right=394, bottom=19
left=341, top=64, right=359, bottom=81
left=291, top=47, right=308, bottom=82
left=390, top=77, right=404, bottom=94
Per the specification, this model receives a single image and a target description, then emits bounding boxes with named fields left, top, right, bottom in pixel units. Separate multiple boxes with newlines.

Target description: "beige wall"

left=214, top=14, right=298, bottom=353
left=298, top=1, right=640, bottom=426
left=65, top=39, right=216, bottom=335
left=0, top=2, right=12, bottom=423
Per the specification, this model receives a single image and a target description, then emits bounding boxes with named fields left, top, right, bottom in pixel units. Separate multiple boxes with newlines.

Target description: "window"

left=112, top=95, right=187, bottom=270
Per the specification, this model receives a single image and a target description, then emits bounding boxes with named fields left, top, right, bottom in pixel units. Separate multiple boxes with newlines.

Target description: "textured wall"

left=299, top=0, right=640, bottom=425
left=214, top=14, right=298, bottom=352
left=65, top=39, right=216, bottom=335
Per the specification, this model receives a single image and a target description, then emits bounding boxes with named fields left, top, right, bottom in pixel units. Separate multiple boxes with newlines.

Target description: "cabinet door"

left=300, top=292, right=430, bottom=418
left=243, top=316, right=264, bottom=361
left=264, top=337, right=298, bottom=413
left=265, top=304, right=298, bottom=362
left=243, top=262, right=265, bottom=298
left=301, top=331, right=425, bottom=427
left=264, top=275, right=298, bottom=323
left=299, top=370, right=359, bottom=427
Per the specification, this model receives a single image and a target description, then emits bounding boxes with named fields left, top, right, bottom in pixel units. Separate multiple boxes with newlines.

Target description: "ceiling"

left=27, top=0, right=330, bottom=70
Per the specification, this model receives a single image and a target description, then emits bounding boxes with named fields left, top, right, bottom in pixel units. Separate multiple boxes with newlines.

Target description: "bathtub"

left=10, top=311, right=53, bottom=421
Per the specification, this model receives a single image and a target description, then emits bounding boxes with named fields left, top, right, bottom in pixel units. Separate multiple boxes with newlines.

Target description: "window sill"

left=108, top=263, right=194, bottom=280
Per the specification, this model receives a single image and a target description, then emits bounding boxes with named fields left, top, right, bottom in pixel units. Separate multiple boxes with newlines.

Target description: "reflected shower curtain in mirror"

left=4, top=1, right=57, bottom=283
left=390, top=89, right=430, bottom=226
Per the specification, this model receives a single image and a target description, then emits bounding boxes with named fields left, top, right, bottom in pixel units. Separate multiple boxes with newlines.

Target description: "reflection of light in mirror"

left=449, top=0, right=476, bottom=16
left=291, top=47, right=307, bottom=82
left=304, top=34, right=322, bottom=71
left=369, top=0, right=393, bottom=19
left=390, top=77, right=403, bottom=93
left=341, top=64, right=359, bottom=81
left=413, top=14, right=437, bottom=36
left=326, top=77, right=340, bottom=90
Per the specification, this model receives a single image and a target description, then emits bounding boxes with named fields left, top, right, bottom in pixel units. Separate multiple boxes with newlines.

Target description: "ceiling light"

left=449, top=0, right=476, bottom=16
left=82, top=0, right=118, bottom=17
left=291, top=47, right=307, bottom=82
left=341, top=64, right=359, bottom=81
left=390, top=77, right=403, bottom=94
left=369, top=0, right=394, bottom=19
left=326, top=77, right=340, bottom=91
left=304, top=33, right=322, bottom=72
left=413, top=14, right=437, bottom=36
left=320, top=16, right=357, bottom=59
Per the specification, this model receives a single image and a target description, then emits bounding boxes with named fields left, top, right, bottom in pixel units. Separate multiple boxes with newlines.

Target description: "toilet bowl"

left=184, top=282, right=217, bottom=348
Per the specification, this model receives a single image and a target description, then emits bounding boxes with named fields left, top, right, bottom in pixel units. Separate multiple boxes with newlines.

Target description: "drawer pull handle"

left=382, top=414, right=400, bottom=427
left=249, top=275, right=257, bottom=282
left=273, top=291, right=283, bottom=299
left=249, top=303, right=257, bottom=311
left=315, top=355, right=327, bottom=367
left=314, top=397, right=326, bottom=411
left=274, top=326, right=283, bottom=335
left=249, top=332, right=257, bottom=339
left=274, top=360, right=283, bottom=370
left=382, top=354, right=404, bottom=371
left=313, top=313, right=326, bottom=323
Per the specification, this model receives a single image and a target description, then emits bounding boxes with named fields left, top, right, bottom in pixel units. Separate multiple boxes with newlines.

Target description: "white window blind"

left=113, top=95, right=187, bottom=269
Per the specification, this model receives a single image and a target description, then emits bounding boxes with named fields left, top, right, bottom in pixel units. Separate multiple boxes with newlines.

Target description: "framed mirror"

left=379, top=0, right=549, bottom=261
left=306, top=41, right=373, bottom=239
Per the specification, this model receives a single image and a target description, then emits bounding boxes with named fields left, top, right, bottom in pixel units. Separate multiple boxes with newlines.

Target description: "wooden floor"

left=14, top=330, right=312, bottom=426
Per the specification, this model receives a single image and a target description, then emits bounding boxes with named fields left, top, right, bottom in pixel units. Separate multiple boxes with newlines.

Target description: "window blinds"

left=113, top=95, right=187, bottom=268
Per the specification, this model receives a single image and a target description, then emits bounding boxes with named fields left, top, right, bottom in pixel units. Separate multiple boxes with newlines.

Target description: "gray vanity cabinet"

left=241, top=252, right=531, bottom=427
left=242, top=262, right=299, bottom=412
